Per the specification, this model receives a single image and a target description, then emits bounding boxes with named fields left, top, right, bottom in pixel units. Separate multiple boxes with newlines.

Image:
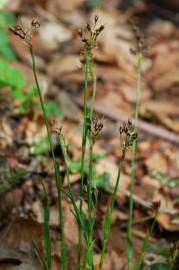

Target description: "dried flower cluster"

left=130, top=22, right=148, bottom=56
left=150, top=200, right=161, bottom=214
left=87, top=115, right=104, bottom=142
left=119, top=119, right=137, bottom=152
left=78, top=15, right=104, bottom=51
left=9, top=18, right=40, bottom=47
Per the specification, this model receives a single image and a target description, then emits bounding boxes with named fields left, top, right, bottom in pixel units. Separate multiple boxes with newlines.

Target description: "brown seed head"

left=87, top=23, right=91, bottom=32
left=9, top=25, right=26, bottom=40
left=87, top=115, right=104, bottom=142
left=79, top=16, right=104, bottom=52
left=31, top=18, right=40, bottom=29
left=150, top=200, right=161, bottom=213
left=119, top=119, right=137, bottom=151
left=129, top=21, right=148, bottom=56
left=9, top=19, right=41, bottom=47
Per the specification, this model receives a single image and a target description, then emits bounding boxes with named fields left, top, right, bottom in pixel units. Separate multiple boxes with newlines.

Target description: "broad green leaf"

left=32, top=137, right=49, bottom=156
left=150, top=263, right=169, bottom=270
left=19, top=86, right=38, bottom=113
left=0, top=13, right=16, bottom=60
left=94, top=172, right=111, bottom=192
left=0, top=44, right=16, bottom=60
left=93, top=152, right=106, bottom=160
left=85, top=0, right=102, bottom=8
left=67, top=159, right=82, bottom=173
left=44, top=100, right=62, bottom=117
left=0, top=11, right=15, bottom=26
left=0, top=29, right=8, bottom=44
left=0, top=58, right=26, bottom=90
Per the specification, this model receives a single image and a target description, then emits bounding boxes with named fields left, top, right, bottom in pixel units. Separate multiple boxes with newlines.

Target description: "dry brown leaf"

left=142, top=100, right=179, bottom=117
left=152, top=191, right=179, bottom=231
left=39, top=21, right=72, bottom=50
left=48, top=55, right=80, bottom=78
left=47, top=0, right=85, bottom=12
left=63, top=201, right=78, bottom=245
left=145, top=152, right=168, bottom=174
left=156, top=115, right=179, bottom=133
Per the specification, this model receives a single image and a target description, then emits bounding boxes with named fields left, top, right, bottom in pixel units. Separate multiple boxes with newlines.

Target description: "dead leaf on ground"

left=145, top=152, right=168, bottom=174
left=152, top=191, right=179, bottom=231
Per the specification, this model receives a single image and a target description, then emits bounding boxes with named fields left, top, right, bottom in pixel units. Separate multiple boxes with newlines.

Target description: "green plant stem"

left=99, top=151, right=126, bottom=270
left=29, top=46, right=67, bottom=270
left=134, top=214, right=157, bottom=270
left=41, top=180, right=52, bottom=270
left=169, top=248, right=178, bottom=270
left=82, top=61, right=96, bottom=270
left=127, top=52, right=142, bottom=270
left=78, top=48, right=91, bottom=270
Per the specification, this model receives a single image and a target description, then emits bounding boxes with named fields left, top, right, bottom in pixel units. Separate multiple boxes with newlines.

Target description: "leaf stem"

left=29, top=46, right=67, bottom=270
left=127, top=52, right=143, bottom=270
left=99, top=151, right=126, bottom=270
left=78, top=48, right=91, bottom=270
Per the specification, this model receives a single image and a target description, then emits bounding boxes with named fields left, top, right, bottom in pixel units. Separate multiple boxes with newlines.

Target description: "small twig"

left=119, top=187, right=179, bottom=215
left=74, top=97, right=179, bottom=145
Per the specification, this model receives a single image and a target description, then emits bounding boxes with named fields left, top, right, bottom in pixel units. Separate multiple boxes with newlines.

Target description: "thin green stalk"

left=134, top=214, right=157, bottom=270
left=41, top=180, right=52, bottom=270
left=29, top=47, right=67, bottom=270
left=127, top=52, right=143, bottom=270
left=85, top=139, right=94, bottom=270
left=99, top=151, right=126, bottom=270
left=169, top=248, right=178, bottom=270
left=78, top=48, right=91, bottom=270
left=82, top=61, right=96, bottom=270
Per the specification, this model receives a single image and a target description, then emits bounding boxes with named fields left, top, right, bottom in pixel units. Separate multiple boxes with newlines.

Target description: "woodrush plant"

left=9, top=17, right=166, bottom=270
left=9, top=20, right=67, bottom=270
left=99, top=120, right=137, bottom=270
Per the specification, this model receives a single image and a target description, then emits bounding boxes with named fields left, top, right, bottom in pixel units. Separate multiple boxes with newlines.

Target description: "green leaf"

left=67, top=160, right=82, bottom=173
left=94, top=172, right=111, bottom=192
left=150, top=263, right=169, bottom=270
left=85, top=0, right=102, bottom=8
left=93, top=152, right=106, bottom=161
left=19, top=86, right=38, bottom=113
left=0, top=44, right=16, bottom=60
left=44, top=100, right=62, bottom=117
left=0, top=29, right=8, bottom=44
left=127, top=237, right=134, bottom=268
left=0, top=11, right=15, bottom=26
left=32, top=137, right=49, bottom=156
left=0, top=12, right=16, bottom=60
left=0, top=58, right=26, bottom=90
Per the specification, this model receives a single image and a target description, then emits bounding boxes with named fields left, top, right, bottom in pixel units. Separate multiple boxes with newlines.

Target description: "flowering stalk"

left=30, top=44, right=67, bottom=270
left=99, top=120, right=137, bottom=270
left=78, top=46, right=90, bottom=270
left=40, top=179, right=52, bottom=270
left=127, top=24, right=147, bottom=270
left=85, top=63, right=97, bottom=269
left=78, top=16, right=104, bottom=270
left=9, top=21, right=67, bottom=270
